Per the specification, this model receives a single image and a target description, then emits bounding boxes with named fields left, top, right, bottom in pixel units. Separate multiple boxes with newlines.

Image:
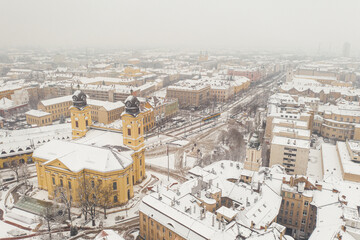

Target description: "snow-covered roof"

left=39, top=95, right=72, bottom=107
left=33, top=140, right=133, bottom=173
left=271, top=136, right=310, bottom=149
left=25, top=109, right=51, bottom=118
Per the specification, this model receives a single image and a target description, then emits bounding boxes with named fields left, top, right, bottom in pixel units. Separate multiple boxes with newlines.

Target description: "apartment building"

left=313, top=100, right=360, bottom=141
left=167, top=80, right=210, bottom=109
left=269, top=136, right=310, bottom=175
left=277, top=176, right=320, bottom=239
left=265, top=93, right=313, bottom=140
left=280, top=76, right=360, bottom=103
left=139, top=160, right=286, bottom=240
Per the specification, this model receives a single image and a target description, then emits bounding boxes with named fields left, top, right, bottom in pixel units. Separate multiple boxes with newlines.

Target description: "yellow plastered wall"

left=70, top=105, right=92, bottom=139
left=122, top=112, right=146, bottom=184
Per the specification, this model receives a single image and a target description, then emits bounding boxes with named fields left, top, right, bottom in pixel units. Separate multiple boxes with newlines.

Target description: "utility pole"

left=167, top=144, right=170, bottom=181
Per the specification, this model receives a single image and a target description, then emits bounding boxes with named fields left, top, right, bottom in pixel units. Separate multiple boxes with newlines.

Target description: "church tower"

left=70, top=90, right=92, bottom=139
left=122, top=93, right=145, bottom=184
left=244, top=132, right=262, bottom=171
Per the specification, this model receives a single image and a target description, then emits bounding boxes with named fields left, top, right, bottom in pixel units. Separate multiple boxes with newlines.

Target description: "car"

left=324, top=138, right=330, bottom=143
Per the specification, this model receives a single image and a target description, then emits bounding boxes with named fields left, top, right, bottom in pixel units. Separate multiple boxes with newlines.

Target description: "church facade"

left=33, top=90, right=146, bottom=206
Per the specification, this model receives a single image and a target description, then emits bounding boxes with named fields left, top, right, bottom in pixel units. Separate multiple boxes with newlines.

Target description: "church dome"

left=125, top=95, right=140, bottom=116
left=72, top=90, right=87, bottom=109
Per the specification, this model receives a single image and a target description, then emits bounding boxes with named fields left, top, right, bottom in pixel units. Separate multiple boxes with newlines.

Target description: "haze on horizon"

left=1, top=0, right=359, bottom=53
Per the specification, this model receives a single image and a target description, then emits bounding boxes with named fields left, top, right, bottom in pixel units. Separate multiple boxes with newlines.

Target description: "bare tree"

left=77, top=177, right=101, bottom=226
left=99, top=184, right=113, bottom=219
left=0, top=172, right=3, bottom=191
left=18, top=163, right=30, bottom=186
left=228, top=127, right=246, bottom=161
left=54, top=186, right=73, bottom=222
left=40, top=204, right=66, bottom=240
left=9, top=160, right=23, bottom=182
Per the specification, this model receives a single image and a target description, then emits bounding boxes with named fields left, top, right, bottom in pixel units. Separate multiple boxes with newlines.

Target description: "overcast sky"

left=0, top=0, right=359, bottom=53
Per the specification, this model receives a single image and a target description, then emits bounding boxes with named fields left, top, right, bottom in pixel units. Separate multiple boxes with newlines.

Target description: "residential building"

left=277, top=176, right=320, bottom=239
left=139, top=160, right=287, bottom=240
left=167, top=80, right=210, bottom=109
left=269, top=136, right=310, bottom=175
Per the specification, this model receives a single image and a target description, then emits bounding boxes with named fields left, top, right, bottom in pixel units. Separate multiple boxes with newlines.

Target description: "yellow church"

left=33, top=90, right=146, bottom=206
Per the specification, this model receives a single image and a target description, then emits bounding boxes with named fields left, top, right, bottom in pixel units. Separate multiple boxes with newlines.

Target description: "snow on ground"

left=172, top=140, right=189, bottom=146
left=183, top=155, right=197, bottom=168
left=307, top=148, right=323, bottom=181
left=146, top=154, right=176, bottom=170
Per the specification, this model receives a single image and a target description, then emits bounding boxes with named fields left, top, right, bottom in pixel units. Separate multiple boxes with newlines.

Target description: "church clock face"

left=81, top=94, right=86, bottom=101
left=126, top=101, right=132, bottom=108
left=72, top=95, right=77, bottom=101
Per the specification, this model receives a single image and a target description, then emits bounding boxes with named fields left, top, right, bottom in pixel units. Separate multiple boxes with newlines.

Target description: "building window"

left=114, top=195, right=118, bottom=203
left=52, top=177, right=55, bottom=185
left=91, top=180, right=95, bottom=188
left=113, top=182, right=117, bottom=190
left=304, top=201, right=309, bottom=206
left=138, top=128, right=141, bottom=134
left=75, top=121, right=78, bottom=128
left=127, top=177, right=129, bottom=185
left=68, top=181, right=72, bottom=189
left=303, top=210, right=307, bottom=216
left=60, top=179, right=63, bottom=187
left=128, top=129, right=131, bottom=136
left=86, top=120, right=88, bottom=126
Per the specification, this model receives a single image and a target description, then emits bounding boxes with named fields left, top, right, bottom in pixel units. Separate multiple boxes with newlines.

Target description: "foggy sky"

left=0, top=0, right=359, bottom=52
